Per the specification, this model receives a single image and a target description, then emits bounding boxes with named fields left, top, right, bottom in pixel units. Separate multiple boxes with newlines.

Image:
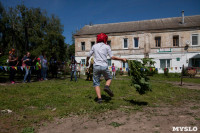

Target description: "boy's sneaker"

left=104, top=86, right=114, bottom=97
left=97, top=98, right=103, bottom=104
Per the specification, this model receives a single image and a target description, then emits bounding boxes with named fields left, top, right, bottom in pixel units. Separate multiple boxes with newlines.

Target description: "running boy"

left=86, top=33, right=126, bottom=103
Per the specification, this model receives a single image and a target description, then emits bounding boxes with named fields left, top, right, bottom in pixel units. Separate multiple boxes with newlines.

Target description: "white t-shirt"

left=88, top=42, right=113, bottom=67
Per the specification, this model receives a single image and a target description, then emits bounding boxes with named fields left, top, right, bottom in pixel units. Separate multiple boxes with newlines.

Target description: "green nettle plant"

left=127, top=60, right=152, bottom=95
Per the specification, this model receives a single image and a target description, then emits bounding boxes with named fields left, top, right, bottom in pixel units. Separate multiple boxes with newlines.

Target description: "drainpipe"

left=181, top=10, right=184, bottom=24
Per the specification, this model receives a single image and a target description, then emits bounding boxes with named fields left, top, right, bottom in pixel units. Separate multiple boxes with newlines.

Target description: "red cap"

left=96, top=33, right=108, bottom=44
left=37, top=58, right=40, bottom=61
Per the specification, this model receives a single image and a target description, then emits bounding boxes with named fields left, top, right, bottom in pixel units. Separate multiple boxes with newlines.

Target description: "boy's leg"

left=102, top=66, right=114, bottom=97
left=106, top=79, right=112, bottom=86
left=93, top=65, right=102, bottom=102
left=95, top=86, right=101, bottom=99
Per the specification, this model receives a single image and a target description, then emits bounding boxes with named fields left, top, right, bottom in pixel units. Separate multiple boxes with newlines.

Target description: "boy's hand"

left=122, top=58, right=127, bottom=62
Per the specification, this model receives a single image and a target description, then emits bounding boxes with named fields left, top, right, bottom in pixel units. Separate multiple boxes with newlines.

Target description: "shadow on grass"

left=124, top=99, right=148, bottom=106
left=94, top=95, right=112, bottom=103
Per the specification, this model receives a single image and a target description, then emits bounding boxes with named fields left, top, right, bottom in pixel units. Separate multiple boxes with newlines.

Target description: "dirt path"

left=37, top=103, right=200, bottom=133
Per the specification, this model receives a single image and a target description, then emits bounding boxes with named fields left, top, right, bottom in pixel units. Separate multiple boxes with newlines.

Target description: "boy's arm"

left=111, top=56, right=127, bottom=62
left=107, top=46, right=127, bottom=62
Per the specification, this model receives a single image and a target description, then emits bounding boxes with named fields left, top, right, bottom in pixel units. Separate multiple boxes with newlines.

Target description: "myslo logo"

left=172, top=126, right=198, bottom=132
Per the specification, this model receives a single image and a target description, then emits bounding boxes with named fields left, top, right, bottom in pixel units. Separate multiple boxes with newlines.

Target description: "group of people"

left=8, top=33, right=126, bottom=104
left=8, top=49, right=57, bottom=84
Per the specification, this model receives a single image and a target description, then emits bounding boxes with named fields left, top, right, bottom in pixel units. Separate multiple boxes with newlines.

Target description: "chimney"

left=181, top=10, right=184, bottom=24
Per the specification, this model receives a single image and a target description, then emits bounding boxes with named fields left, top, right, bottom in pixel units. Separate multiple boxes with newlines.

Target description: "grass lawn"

left=0, top=75, right=200, bottom=132
left=151, top=74, right=200, bottom=84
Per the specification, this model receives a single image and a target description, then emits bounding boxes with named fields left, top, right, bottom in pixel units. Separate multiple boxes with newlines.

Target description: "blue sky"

left=2, top=0, right=200, bottom=44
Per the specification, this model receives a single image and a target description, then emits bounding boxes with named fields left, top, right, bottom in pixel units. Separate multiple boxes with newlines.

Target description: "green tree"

left=0, top=2, right=67, bottom=61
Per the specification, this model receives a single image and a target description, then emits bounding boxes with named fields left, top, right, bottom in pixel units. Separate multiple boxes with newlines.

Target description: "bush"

left=187, top=68, right=197, bottom=77
left=0, top=55, right=8, bottom=66
left=164, top=68, right=169, bottom=77
left=128, top=60, right=152, bottom=95
left=116, top=69, right=124, bottom=76
left=120, top=70, right=124, bottom=75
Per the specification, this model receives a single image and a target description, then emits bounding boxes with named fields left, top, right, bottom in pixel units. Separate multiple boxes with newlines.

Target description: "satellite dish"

left=186, top=40, right=190, bottom=45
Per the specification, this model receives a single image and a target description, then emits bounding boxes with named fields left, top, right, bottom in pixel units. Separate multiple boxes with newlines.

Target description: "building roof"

left=74, top=15, right=200, bottom=36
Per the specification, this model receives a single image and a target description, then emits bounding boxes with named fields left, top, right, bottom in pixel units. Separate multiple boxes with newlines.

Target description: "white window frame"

left=123, top=38, right=128, bottom=49
left=133, top=37, right=139, bottom=49
left=160, top=59, right=171, bottom=68
left=191, top=34, right=199, bottom=46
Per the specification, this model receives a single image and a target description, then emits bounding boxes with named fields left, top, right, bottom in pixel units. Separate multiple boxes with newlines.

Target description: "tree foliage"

left=128, top=60, right=152, bottom=95
left=0, top=2, right=67, bottom=61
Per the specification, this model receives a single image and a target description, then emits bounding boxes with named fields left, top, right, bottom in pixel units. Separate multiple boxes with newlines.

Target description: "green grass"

left=151, top=74, right=200, bottom=84
left=0, top=75, right=200, bottom=132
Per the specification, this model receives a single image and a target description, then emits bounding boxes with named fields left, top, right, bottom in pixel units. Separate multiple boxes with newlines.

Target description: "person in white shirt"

left=86, top=33, right=127, bottom=103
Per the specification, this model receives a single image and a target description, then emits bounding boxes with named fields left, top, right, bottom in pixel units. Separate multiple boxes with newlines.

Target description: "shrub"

left=164, top=68, right=169, bottom=77
left=127, top=60, right=152, bottom=95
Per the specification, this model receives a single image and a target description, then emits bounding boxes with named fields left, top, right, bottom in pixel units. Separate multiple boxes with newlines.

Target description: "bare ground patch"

left=167, top=81, right=200, bottom=90
left=37, top=102, right=200, bottom=133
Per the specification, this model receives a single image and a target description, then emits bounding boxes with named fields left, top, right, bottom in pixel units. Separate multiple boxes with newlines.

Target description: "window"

left=123, top=38, right=128, bottom=49
left=91, top=41, right=95, bottom=48
left=160, top=59, right=171, bottom=68
left=192, top=34, right=198, bottom=46
left=107, top=41, right=111, bottom=47
left=107, top=59, right=111, bottom=66
left=81, top=59, right=85, bottom=65
left=173, top=35, right=179, bottom=47
left=134, top=37, right=139, bottom=48
left=81, top=42, right=85, bottom=51
left=155, top=37, right=161, bottom=47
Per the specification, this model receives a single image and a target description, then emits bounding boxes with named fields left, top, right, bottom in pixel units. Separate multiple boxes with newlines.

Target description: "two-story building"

left=74, top=14, right=200, bottom=73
